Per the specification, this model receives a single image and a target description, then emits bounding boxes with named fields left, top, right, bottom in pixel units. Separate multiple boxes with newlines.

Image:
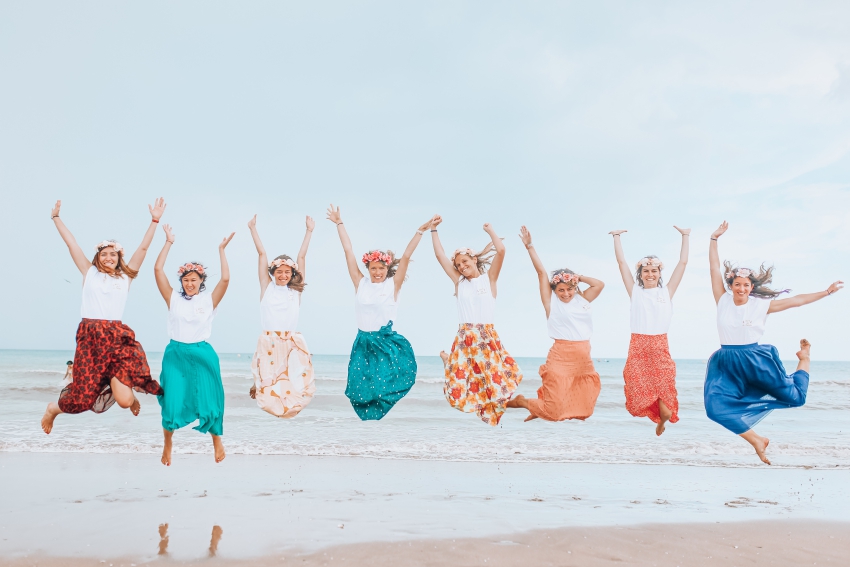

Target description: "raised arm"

left=211, top=232, right=235, bottom=309
left=519, top=226, right=552, bottom=316
left=51, top=200, right=91, bottom=276
left=709, top=221, right=728, bottom=304
left=247, top=215, right=272, bottom=298
left=430, top=215, right=460, bottom=285
left=393, top=217, right=434, bottom=295
left=126, top=197, right=167, bottom=272
left=326, top=204, right=363, bottom=289
left=666, top=226, right=691, bottom=299
left=485, top=223, right=506, bottom=287
left=768, top=281, right=843, bottom=314
left=580, top=274, right=606, bottom=303
left=153, top=224, right=175, bottom=307
left=609, top=230, right=634, bottom=297
left=296, top=216, right=315, bottom=282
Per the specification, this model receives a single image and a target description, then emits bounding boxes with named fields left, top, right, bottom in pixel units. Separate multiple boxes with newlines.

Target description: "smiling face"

left=180, top=272, right=203, bottom=297
left=730, top=276, right=753, bottom=303
left=97, top=246, right=120, bottom=271
left=273, top=265, right=293, bottom=286
left=639, top=265, right=661, bottom=288
left=368, top=261, right=388, bottom=283
left=454, top=254, right=480, bottom=279
left=554, top=282, right=578, bottom=303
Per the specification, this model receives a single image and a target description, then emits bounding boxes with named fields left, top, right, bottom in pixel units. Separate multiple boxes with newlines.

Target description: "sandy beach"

left=1, top=452, right=848, bottom=565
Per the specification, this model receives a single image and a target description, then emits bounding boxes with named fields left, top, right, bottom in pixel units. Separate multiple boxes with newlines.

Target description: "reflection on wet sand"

left=209, top=525, right=223, bottom=557
left=157, top=523, right=169, bottom=556
left=156, top=523, right=222, bottom=557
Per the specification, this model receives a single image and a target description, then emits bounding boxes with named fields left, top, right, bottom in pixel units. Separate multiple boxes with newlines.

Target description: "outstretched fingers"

left=220, top=232, right=236, bottom=248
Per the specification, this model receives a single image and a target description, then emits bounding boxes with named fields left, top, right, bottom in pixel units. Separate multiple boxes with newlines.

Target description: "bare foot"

left=506, top=394, right=526, bottom=408
left=130, top=397, right=141, bottom=416
left=249, top=385, right=257, bottom=399
left=656, top=400, right=672, bottom=437
left=161, top=432, right=173, bottom=467
left=439, top=350, right=449, bottom=367
left=797, top=339, right=811, bottom=360
left=41, top=402, right=61, bottom=434
left=523, top=414, right=539, bottom=422
left=212, top=435, right=226, bottom=463
left=740, top=430, right=771, bottom=465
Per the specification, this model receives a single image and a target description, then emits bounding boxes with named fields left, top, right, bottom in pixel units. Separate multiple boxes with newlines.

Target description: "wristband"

left=430, top=229, right=437, bottom=232
left=336, top=222, right=343, bottom=226
left=710, top=238, right=717, bottom=241
left=166, top=240, right=174, bottom=244
left=416, top=230, right=424, bottom=235
left=52, top=215, right=59, bottom=219
left=152, top=219, right=159, bottom=223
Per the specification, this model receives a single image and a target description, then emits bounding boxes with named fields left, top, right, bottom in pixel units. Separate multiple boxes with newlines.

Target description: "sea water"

left=1, top=349, right=848, bottom=469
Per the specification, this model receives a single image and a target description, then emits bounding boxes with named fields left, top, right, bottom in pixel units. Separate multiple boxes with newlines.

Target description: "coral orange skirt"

left=527, top=340, right=600, bottom=422
left=623, top=333, right=679, bottom=424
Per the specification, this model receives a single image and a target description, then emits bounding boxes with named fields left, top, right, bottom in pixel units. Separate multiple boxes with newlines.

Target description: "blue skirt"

left=157, top=340, right=225, bottom=436
left=346, top=321, right=417, bottom=421
left=704, top=343, right=808, bottom=434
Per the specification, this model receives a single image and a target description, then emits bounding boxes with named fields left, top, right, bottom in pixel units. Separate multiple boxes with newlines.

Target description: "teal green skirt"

left=346, top=321, right=417, bottom=421
left=157, top=340, right=224, bottom=436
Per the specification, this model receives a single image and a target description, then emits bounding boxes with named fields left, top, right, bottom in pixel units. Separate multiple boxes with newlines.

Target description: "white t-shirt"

left=80, top=265, right=130, bottom=320
left=629, top=285, right=672, bottom=335
left=547, top=294, right=593, bottom=341
left=168, top=290, right=216, bottom=343
left=456, top=276, right=496, bottom=324
left=260, top=282, right=301, bottom=332
left=716, top=292, right=771, bottom=345
left=355, top=279, right=398, bottom=332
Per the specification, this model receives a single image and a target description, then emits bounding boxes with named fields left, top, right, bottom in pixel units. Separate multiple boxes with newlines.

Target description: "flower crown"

left=635, top=257, right=663, bottom=270
left=451, top=248, right=477, bottom=263
left=726, top=267, right=752, bottom=280
left=95, top=240, right=123, bottom=254
left=551, top=272, right=579, bottom=285
left=270, top=257, right=298, bottom=271
left=362, top=250, right=392, bottom=265
left=177, top=262, right=206, bottom=277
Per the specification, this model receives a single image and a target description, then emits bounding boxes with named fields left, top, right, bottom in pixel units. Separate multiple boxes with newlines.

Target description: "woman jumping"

left=431, top=216, right=522, bottom=426
left=327, top=204, right=431, bottom=420
left=610, top=226, right=690, bottom=436
left=154, top=224, right=234, bottom=465
left=705, top=221, right=843, bottom=464
left=42, top=199, right=167, bottom=434
left=507, top=225, right=604, bottom=422
left=247, top=214, right=316, bottom=419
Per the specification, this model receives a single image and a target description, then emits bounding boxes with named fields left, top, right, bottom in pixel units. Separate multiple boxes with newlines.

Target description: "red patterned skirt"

left=58, top=319, right=162, bottom=414
left=623, top=333, right=679, bottom=424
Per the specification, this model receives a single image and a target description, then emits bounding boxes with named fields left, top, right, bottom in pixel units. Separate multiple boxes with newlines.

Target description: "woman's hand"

left=248, top=214, right=258, bottom=231
left=608, top=229, right=627, bottom=236
left=430, top=215, right=443, bottom=229
left=827, top=281, right=844, bottom=295
left=519, top=225, right=532, bottom=247
left=51, top=200, right=61, bottom=219
left=163, top=224, right=175, bottom=244
left=483, top=222, right=496, bottom=235
left=219, top=232, right=236, bottom=250
left=326, top=204, right=342, bottom=224
left=711, top=221, right=728, bottom=239
left=417, top=218, right=433, bottom=233
left=149, top=197, right=167, bottom=221
left=305, top=216, right=315, bottom=232
left=674, top=226, right=691, bottom=236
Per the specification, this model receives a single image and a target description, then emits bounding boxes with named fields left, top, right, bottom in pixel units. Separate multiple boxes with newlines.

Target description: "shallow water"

left=1, top=349, right=848, bottom=469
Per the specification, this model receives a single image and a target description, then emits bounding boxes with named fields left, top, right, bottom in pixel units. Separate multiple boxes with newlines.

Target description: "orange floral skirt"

left=527, top=340, right=600, bottom=422
left=623, top=333, right=679, bottom=424
left=444, top=324, right=522, bottom=426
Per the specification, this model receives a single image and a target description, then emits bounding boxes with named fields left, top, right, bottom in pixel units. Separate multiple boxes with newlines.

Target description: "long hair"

left=634, top=255, right=663, bottom=288
left=453, top=242, right=497, bottom=281
left=723, top=261, right=789, bottom=299
left=269, top=254, right=306, bottom=292
left=91, top=248, right=139, bottom=279
left=178, top=262, right=208, bottom=299
left=549, top=268, right=584, bottom=297
left=363, top=250, right=402, bottom=279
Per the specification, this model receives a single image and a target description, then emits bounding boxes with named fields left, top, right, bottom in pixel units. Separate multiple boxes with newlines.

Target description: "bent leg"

left=111, top=376, right=140, bottom=415
left=740, top=429, right=771, bottom=465
left=41, top=402, right=63, bottom=434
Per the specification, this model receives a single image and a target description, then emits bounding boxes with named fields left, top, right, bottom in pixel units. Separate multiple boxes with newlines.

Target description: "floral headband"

left=451, top=248, right=477, bottom=263
left=95, top=240, right=123, bottom=254
left=177, top=262, right=206, bottom=277
left=270, top=257, right=298, bottom=271
left=362, top=250, right=392, bottom=265
left=635, top=257, right=663, bottom=271
left=726, top=267, right=752, bottom=279
left=551, top=273, right=579, bottom=285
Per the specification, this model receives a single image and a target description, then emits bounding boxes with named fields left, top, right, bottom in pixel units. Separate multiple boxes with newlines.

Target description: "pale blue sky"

left=1, top=1, right=849, bottom=359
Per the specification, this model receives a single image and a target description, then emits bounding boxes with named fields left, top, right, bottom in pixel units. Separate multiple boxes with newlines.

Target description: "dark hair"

left=269, top=255, right=306, bottom=292
left=91, top=243, right=139, bottom=279
left=178, top=262, right=208, bottom=299
left=723, top=261, right=789, bottom=299
left=634, top=255, right=664, bottom=288
left=549, top=268, right=583, bottom=296
left=363, top=250, right=402, bottom=279
left=66, top=361, right=73, bottom=365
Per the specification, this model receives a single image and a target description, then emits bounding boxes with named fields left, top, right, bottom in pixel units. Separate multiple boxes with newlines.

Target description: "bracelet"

left=828, top=289, right=834, bottom=295
left=416, top=230, right=424, bottom=235
left=525, top=244, right=533, bottom=249
left=52, top=215, right=59, bottom=219
left=166, top=240, right=174, bottom=244
left=152, top=219, right=159, bottom=223
left=710, top=238, right=717, bottom=241
left=430, top=229, right=437, bottom=232
left=336, top=222, right=343, bottom=226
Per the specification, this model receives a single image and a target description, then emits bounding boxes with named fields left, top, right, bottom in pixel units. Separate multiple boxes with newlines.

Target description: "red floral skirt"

left=58, top=319, right=162, bottom=414
left=623, top=333, right=679, bottom=424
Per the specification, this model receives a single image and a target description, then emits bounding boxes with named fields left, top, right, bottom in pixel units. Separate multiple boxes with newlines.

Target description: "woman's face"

left=554, top=283, right=577, bottom=303
left=368, top=261, right=388, bottom=283
left=640, top=266, right=660, bottom=288
left=454, top=254, right=480, bottom=279
left=98, top=247, right=119, bottom=270
left=731, top=276, right=753, bottom=301
left=181, top=272, right=203, bottom=296
left=273, top=265, right=292, bottom=286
